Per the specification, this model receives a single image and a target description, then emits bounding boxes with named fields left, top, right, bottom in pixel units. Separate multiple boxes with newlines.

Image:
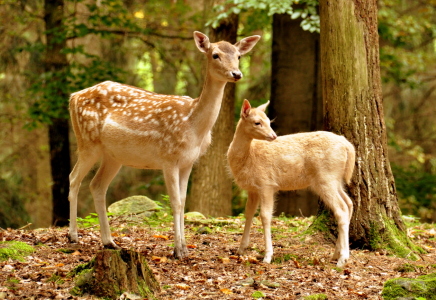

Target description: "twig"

left=18, top=223, right=33, bottom=230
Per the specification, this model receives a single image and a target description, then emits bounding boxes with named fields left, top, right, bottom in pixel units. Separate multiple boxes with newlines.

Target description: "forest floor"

left=1, top=212, right=436, bottom=300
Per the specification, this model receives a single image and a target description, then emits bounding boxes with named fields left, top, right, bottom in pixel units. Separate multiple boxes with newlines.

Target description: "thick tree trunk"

left=71, top=249, right=160, bottom=299
left=269, top=14, right=323, bottom=217
left=187, top=13, right=238, bottom=217
left=318, top=0, right=420, bottom=257
left=44, top=0, right=71, bottom=226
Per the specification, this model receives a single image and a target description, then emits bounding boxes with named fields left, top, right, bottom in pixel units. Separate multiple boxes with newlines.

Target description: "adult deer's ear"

left=241, top=99, right=251, bottom=119
left=257, top=100, right=270, bottom=112
left=235, top=35, right=261, bottom=55
left=194, top=31, right=210, bottom=53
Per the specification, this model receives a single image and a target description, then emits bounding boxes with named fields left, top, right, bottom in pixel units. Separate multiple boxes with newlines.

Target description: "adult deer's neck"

left=190, top=67, right=227, bottom=137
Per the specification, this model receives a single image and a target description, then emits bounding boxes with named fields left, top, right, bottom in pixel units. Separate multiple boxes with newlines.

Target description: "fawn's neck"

left=228, top=121, right=254, bottom=160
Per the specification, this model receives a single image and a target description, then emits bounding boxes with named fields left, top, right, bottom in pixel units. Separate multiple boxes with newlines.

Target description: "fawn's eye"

left=238, top=55, right=241, bottom=60
left=255, top=122, right=261, bottom=126
left=212, top=53, right=219, bottom=59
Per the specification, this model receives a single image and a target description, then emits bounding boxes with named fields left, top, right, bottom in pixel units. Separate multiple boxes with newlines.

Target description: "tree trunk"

left=318, top=0, right=421, bottom=257
left=44, top=0, right=71, bottom=226
left=71, top=249, right=160, bottom=299
left=188, top=13, right=238, bottom=217
left=269, top=14, right=323, bottom=217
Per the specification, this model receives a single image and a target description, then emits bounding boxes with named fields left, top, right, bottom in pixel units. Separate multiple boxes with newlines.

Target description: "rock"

left=382, top=272, right=436, bottom=299
left=108, top=196, right=160, bottom=218
left=184, top=211, right=206, bottom=220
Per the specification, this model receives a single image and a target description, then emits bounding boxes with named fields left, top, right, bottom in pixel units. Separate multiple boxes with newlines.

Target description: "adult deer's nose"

left=231, top=71, right=242, bottom=80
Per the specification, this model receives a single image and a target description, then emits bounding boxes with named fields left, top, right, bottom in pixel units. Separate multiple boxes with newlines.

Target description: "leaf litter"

left=0, top=215, right=435, bottom=299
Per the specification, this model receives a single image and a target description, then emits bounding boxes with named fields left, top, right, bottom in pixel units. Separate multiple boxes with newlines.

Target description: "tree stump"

left=71, top=249, right=160, bottom=299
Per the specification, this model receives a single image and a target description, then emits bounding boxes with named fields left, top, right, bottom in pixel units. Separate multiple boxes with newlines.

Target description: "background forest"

left=0, top=0, right=435, bottom=229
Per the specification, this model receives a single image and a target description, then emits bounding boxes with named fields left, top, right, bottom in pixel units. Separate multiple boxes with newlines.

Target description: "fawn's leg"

left=315, top=182, right=350, bottom=268
left=238, top=192, right=260, bottom=255
left=259, top=188, right=275, bottom=263
left=89, top=154, right=122, bottom=248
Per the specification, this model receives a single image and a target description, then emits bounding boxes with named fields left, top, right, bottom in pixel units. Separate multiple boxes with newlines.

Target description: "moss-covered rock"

left=108, top=195, right=161, bottom=218
left=0, top=241, right=35, bottom=261
left=382, top=272, right=436, bottom=299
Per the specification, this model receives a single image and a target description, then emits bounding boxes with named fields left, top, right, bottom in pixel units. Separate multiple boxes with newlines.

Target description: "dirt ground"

left=1, top=215, right=435, bottom=299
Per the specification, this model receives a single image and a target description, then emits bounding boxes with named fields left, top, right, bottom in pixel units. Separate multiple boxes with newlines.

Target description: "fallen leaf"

left=220, top=288, right=233, bottom=294
left=175, top=283, right=191, bottom=290
left=151, top=256, right=167, bottom=263
left=72, top=251, right=81, bottom=256
left=55, top=263, right=64, bottom=267
left=153, top=234, right=169, bottom=240
left=221, top=257, right=230, bottom=264
left=187, top=244, right=197, bottom=249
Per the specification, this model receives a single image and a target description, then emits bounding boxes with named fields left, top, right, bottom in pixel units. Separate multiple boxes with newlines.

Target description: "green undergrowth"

left=0, top=241, right=35, bottom=261
left=382, top=272, right=436, bottom=299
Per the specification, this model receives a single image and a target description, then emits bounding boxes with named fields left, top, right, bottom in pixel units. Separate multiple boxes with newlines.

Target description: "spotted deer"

left=68, top=32, right=260, bottom=258
left=227, top=100, right=355, bottom=267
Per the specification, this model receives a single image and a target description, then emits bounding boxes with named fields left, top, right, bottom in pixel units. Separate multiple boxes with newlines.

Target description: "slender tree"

left=269, top=13, right=322, bottom=217
left=318, top=0, right=420, bottom=256
left=44, top=0, right=71, bottom=226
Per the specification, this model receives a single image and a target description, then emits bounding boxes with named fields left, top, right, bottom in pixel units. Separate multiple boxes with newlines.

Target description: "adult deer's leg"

left=163, top=166, right=186, bottom=258
left=89, top=154, right=122, bottom=248
left=68, top=149, right=99, bottom=243
left=238, top=191, right=260, bottom=255
left=178, top=165, right=193, bottom=252
left=259, top=188, right=275, bottom=263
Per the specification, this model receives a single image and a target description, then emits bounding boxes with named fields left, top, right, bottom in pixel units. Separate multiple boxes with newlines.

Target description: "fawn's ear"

left=194, top=31, right=210, bottom=53
left=235, top=35, right=261, bottom=55
left=257, top=100, right=270, bottom=112
left=241, top=99, right=251, bottom=119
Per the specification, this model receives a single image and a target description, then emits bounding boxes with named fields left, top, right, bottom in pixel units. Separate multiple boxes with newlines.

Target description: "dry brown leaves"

left=0, top=218, right=435, bottom=300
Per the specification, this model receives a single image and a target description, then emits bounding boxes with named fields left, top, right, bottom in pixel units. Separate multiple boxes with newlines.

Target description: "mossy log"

left=71, top=249, right=160, bottom=299
left=382, top=273, right=436, bottom=299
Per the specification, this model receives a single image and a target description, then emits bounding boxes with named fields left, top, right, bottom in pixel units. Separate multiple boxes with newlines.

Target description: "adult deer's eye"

left=255, top=122, right=261, bottom=126
left=212, top=53, right=219, bottom=59
left=238, top=55, right=241, bottom=60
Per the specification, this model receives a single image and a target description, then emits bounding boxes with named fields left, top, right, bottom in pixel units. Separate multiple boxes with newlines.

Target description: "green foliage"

left=0, top=241, right=35, bottom=261
left=76, top=212, right=112, bottom=229
left=392, top=164, right=436, bottom=222
left=378, top=0, right=436, bottom=87
left=251, top=290, right=266, bottom=299
left=0, top=177, right=30, bottom=229
left=207, top=0, right=319, bottom=33
left=303, top=294, right=328, bottom=300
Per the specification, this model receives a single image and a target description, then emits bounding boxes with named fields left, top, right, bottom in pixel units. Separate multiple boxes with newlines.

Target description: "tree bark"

left=269, top=14, right=323, bottom=217
left=44, top=0, right=71, bottom=226
left=188, top=13, right=238, bottom=217
left=71, top=249, right=160, bottom=299
left=318, top=0, right=420, bottom=256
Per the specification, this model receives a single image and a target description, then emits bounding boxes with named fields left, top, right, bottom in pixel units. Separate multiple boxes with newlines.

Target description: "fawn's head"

left=239, top=99, right=277, bottom=141
left=194, top=31, right=260, bottom=82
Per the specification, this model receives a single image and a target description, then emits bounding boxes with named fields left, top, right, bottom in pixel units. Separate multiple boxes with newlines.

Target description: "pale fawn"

left=227, top=99, right=355, bottom=267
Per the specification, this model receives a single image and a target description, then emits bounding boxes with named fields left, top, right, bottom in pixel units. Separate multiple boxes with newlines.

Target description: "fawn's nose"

left=231, top=71, right=242, bottom=80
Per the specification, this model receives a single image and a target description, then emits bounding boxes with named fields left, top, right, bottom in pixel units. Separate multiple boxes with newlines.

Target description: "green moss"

left=382, top=273, right=436, bottom=299
left=374, top=215, right=424, bottom=261
left=303, top=293, right=328, bottom=300
left=0, top=241, right=35, bottom=261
